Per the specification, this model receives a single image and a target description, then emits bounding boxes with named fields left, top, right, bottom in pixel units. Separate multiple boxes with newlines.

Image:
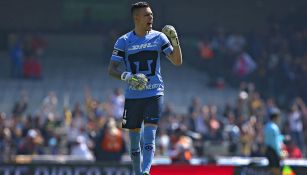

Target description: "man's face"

left=135, top=7, right=153, bottom=31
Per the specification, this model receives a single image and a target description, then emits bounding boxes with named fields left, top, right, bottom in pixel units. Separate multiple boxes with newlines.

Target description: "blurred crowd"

left=0, top=83, right=306, bottom=163
left=198, top=8, right=307, bottom=106
left=157, top=82, right=307, bottom=162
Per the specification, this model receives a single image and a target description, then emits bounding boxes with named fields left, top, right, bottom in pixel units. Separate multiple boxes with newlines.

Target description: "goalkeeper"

left=108, top=2, right=182, bottom=175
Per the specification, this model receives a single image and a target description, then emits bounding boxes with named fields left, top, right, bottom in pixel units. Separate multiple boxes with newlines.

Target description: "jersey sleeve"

left=111, top=38, right=125, bottom=62
left=160, top=33, right=173, bottom=56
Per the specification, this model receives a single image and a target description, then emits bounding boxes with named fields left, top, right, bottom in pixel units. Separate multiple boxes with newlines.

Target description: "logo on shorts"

left=123, top=110, right=127, bottom=118
left=122, top=119, right=127, bottom=125
left=112, top=49, right=119, bottom=56
left=122, top=110, right=127, bottom=125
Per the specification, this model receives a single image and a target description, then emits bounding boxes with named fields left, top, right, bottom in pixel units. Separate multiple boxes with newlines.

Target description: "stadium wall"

left=0, top=0, right=304, bottom=34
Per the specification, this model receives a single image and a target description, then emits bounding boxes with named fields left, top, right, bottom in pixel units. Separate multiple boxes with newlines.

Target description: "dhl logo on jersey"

left=128, top=43, right=157, bottom=51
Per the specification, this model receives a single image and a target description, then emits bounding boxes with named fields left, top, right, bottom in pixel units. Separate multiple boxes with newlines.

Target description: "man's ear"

left=133, top=14, right=139, bottom=23
left=132, top=9, right=140, bottom=22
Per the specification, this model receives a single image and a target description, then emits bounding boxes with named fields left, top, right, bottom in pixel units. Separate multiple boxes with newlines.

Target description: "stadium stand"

left=0, top=51, right=237, bottom=114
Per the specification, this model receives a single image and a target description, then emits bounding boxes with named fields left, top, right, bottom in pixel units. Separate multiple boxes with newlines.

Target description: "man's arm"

left=168, top=45, right=182, bottom=66
left=108, top=60, right=122, bottom=80
left=108, top=60, right=148, bottom=90
left=162, top=25, right=183, bottom=66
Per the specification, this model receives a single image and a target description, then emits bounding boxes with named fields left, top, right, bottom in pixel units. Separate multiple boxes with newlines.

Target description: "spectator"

left=66, top=122, right=81, bottom=153
left=71, top=108, right=87, bottom=130
left=198, top=38, right=214, bottom=59
left=0, top=112, right=15, bottom=163
left=192, top=105, right=209, bottom=138
left=288, top=103, right=305, bottom=155
left=46, top=131, right=59, bottom=155
left=240, top=116, right=257, bottom=156
left=283, top=137, right=303, bottom=159
left=205, top=106, right=223, bottom=142
left=188, top=96, right=202, bottom=114
left=72, top=102, right=85, bottom=118
left=210, top=26, right=227, bottom=53
left=42, top=91, right=58, bottom=115
left=223, top=112, right=240, bottom=156
left=263, top=108, right=284, bottom=175
left=71, top=135, right=94, bottom=160
left=233, top=50, right=257, bottom=78
left=23, top=53, right=42, bottom=79
left=9, top=33, right=23, bottom=78
left=30, top=33, right=47, bottom=56
left=17, top=129, right=44, bottom=155
left=12, top=91, right=28, bottom=118
left=109, top=88, right=125, bottom=121
left=94, top=118, right=126, bottom=162
left=168, top=126, right=194, bottom=164
left=156, top=129, right=170, bottom=156
left=226, top=32, right=246, bottom=54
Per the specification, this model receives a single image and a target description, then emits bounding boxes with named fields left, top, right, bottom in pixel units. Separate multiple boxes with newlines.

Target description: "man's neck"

left=134, top=27, right=149, bottom=37
left=271, top=120, right=277, bottom=124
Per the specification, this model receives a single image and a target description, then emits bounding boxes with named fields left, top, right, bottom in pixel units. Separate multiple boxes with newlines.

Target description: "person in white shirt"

left=71, top=135, right=94, bottom=160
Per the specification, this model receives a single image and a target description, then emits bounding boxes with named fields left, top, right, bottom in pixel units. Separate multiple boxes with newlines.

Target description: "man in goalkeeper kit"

left=108, top=2, right=182, bottom=175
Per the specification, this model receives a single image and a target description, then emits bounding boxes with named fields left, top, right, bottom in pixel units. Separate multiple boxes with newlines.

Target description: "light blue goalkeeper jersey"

left=111, top=30, right=173, bottom=99
left=263, top=121, right=284, bottom=156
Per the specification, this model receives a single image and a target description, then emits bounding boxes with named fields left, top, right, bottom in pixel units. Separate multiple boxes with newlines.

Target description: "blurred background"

left=0, top=0, right=307, bottom=173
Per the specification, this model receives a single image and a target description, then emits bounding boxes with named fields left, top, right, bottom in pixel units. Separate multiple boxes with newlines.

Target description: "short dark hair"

left=269, top=108, right=280, bottom=121
left=131, top=2, right=150, bottom=15
left=270, top=113, right=279, bottom=121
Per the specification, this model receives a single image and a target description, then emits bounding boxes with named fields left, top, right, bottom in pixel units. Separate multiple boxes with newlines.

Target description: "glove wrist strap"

left=121, top=71, right=132, bottom=81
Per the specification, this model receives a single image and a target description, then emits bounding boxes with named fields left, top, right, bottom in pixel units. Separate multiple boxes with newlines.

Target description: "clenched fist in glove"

left=162, top=25, right=180, bottom=46
left=121, top=72, right=148, bottom=90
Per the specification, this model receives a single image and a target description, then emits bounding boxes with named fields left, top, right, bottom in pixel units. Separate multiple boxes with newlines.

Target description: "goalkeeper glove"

left=162, top=25, right=180, bottom=46
left=121, top=72, right=148, bottom=90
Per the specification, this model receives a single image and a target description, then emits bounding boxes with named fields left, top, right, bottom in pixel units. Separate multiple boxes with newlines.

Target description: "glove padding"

left=128, top=73, right=148, bottom=90
left=162, top=25, right=180, bottom=46
left=127, top=73, right=148, bottom=90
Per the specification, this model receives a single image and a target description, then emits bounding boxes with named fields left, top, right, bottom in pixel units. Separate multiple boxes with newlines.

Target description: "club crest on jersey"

left=128, top=43, right=156, bottom=51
